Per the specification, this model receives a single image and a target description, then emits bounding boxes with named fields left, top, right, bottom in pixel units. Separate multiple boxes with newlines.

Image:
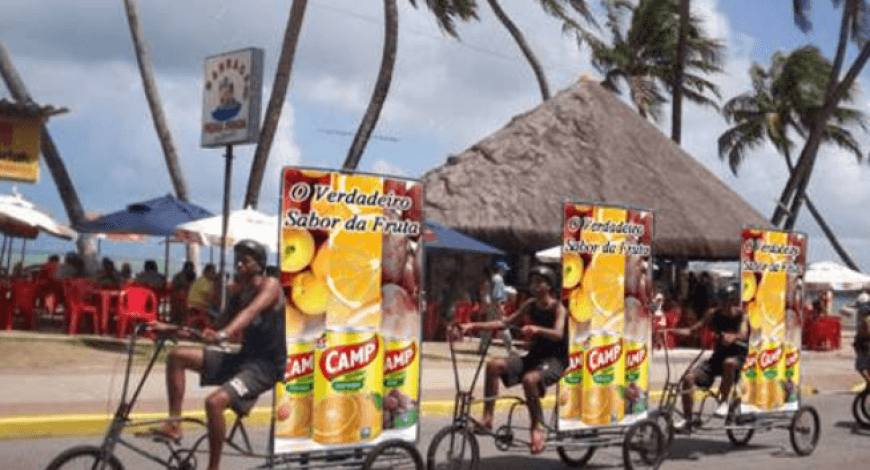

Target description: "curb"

left=0, top=385, right=830, bottom=439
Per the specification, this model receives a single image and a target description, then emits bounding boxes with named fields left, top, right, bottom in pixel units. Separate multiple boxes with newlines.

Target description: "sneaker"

left=672, top=415, right=690, bottom=433
left=714, top=402, right=730, bottom=418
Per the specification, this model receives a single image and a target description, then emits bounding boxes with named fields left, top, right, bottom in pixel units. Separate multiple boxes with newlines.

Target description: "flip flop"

left=529, top=427, right=546, bottom=454
left=469, top=421, right=493, bottom=435
left=135, top=425, right=182, bottom=444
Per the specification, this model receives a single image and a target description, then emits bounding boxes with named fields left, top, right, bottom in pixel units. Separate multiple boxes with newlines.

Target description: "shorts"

left=501, top=355, right=565, bottom=395
left=857, top=353, right=870, bottom=373
left=201, top=348, right=276, bottom=415
left=693, top=343, right=748, bottom=389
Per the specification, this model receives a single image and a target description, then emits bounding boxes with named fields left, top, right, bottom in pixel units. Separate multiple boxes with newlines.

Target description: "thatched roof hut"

left=423, top=78, right=770, bottom=261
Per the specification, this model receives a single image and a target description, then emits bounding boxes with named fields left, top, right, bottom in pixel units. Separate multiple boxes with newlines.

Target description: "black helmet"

left=529, top=265, right=559, bottom=292
left=234, top=239, right=267, bottom=272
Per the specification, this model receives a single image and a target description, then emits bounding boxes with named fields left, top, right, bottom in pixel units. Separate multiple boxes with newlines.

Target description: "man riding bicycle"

left=144, top=240, right=285, bottom=470
left=458, top=265, right=567, bottom=454
left=674, top=283, right=748, bottom=431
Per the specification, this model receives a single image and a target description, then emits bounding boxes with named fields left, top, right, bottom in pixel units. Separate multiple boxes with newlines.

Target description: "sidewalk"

left=0, top=331, right=864, bottom=438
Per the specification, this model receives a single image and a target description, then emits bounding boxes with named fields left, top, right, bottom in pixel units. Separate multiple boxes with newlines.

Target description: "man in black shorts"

left=675, top=284, right=748, bottom=431
left=459, top=265, right=567, bottom=454
left=145, top=240, right=285, bottom=470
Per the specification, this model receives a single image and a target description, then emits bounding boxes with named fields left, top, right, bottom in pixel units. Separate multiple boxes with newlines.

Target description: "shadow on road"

left=665, top=435, right=780, bottom=461
left=833, top=420, right=870, bottom=436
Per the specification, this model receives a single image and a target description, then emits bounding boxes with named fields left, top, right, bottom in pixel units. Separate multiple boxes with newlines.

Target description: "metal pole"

left=20, top=239, right=25, bottom=263
left=218, top=144, right=234, bottom=317
left=0, top=235, right=7, bottom=271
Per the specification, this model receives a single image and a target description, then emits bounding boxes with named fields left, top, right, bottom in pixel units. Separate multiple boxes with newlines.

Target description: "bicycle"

left=45, top=322, right=423, bottom=470
left=853, top=385, right=870, bottom=429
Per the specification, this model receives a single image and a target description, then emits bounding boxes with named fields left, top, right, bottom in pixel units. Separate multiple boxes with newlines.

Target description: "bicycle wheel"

left=45, top=445, right=125, bottom=470
left=647, top=410, right=674, bottom=447
left=426, top=425, right=479, bottom=470
left=556, top=443, right=596, bottom=468
left=725, top=399, right=754, bottom=446
left=789, top=405, right=820, bottom=456
left=363, top=440, right=423, bottom=470
left=622, top=419, right=664, bottom=470
left=852, top=388, right=870, bottom=428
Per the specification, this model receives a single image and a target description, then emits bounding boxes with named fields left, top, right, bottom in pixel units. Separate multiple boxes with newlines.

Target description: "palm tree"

left=773, top=0, right=870, bottom=228
left=485, top=0, right=596, bottom=101
left=123, top=0, right=188, bottom=203
left=719, top=46, right=866, bottom=269
left=579, top=0, right=723, bottom=123
left=243, top=0, right=309, bottom=210
left=0, top=37, right=96, bottom=260
left=342, top=0, right=478, bottom=171
left=671, top=0, right=690, bottom=143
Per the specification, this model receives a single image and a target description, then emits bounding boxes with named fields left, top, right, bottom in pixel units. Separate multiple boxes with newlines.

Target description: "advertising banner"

left=558, top=202, right=654, bottom=430
left=200, top=47, right=264, bottom=148
left=739, top=228, right=806, bottom=414
left=274, top=168, right=423, bottom=453
left=0, top=115, right=42, bottom=183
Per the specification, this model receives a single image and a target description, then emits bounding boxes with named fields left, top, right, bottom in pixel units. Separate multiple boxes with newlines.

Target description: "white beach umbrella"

left=174, top=207, right=278, bottom=252
left=535, top=245, right=562, bottom=264
left=804, top=261, right=870, bottom=291
left=0, top=191, right=76, bottom=240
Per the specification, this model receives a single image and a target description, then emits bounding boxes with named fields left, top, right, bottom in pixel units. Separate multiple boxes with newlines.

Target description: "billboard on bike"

left=739, top=228, right=806, bottom=414
left=274, top=167, right=424, bottom=453
left=558, top=202, right=654, bottom=430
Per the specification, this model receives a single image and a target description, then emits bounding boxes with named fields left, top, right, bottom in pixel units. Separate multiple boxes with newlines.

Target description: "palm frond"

left=407, top=0, right=479, bottom=38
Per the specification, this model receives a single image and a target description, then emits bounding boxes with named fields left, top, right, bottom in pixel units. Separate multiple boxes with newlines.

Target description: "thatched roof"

left=422, top=78, right=771, bottom=260
left=0, top=99, right=68, bottom=118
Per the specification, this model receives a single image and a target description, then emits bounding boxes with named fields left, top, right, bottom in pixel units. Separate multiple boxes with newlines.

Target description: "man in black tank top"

left=144, top=240, right=285, bottom=470
left=674, top=283, right=748, bottom=431
left=459, top=265, right=567, bottom=454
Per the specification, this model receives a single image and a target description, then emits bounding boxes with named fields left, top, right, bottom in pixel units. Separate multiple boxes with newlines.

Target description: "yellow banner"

left=559, top=203, right=654, bottom=430
left=275, top=168, right=424, bottom=453
left=0, top=116, right=41, bottom=183
left=740, top=228, right=806, bottom=413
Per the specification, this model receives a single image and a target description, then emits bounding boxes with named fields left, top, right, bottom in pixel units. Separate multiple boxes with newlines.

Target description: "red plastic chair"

left=62, top=279, right=101, bottom=335
left=10, top=279, right=40, bottom=330
left=115, top=285, right=159, bottom=337
left=453, top=300, right=473, bottom=325
left=0, top=282, right=11, bottom=330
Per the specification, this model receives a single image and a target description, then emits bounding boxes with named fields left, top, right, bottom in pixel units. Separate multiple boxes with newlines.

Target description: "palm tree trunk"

left=123, top=0, right=188, bottom=202
left=772, top=39, right=870, bottom=228
left=244, top=0, right=309, bottom=210
left=0, top=37, right=96, bottom=264
left=670, top=0, right=689, bottom=143
left=342, top=0, right=398, bottom=171
left=486, top=0, right=550, bottom=101
left=782, top=148, right=860, bottom=270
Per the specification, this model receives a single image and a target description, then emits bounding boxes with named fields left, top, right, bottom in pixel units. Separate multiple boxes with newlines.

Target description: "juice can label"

left=313, top=330, right=383, bottom=444
left=623, top=341, right=648, bottom=417
left=275, top=341, right=314, bottom=438
left=754, top=341, right=784, bottom=409
left=559, top=349, right=584, bottom=420
left=783, top=342, right=800, bottom=405
left=740, top=349, right=758, bottom=408
left=582, top=336, right=624, bottom=426
left=382, top=338, right=419, bottom=429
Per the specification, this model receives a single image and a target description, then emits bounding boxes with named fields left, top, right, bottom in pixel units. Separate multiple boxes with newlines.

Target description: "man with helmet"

left=145, top=240, right=285, bottom=470
left=674, top=277, right=748, bottom=431
left=459, top=264, right=567, bottom=454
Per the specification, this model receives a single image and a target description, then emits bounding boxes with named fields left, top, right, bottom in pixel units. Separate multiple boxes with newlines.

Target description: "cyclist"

left=458, top=265, right=567, bottom=454
left=854, top=292, right=870, bottom=388
left=143, top=240, right=285, bottom=470
left=674, top=282, right=748, bottom=431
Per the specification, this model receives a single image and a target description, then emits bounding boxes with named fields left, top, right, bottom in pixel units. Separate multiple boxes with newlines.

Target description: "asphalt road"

left=5, top=393, right=870, bottom=470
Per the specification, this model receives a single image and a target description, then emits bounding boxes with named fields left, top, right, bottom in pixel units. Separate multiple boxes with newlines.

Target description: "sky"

left=2, top=0, right=870, bottom=273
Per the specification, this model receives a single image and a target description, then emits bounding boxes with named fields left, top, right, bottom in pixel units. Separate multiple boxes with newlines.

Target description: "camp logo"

left=625, top=346, right=647, bottom=370
left=758, top=346, right=783, bottom=370
left=785, top=350, right=799, bottom=369
left=384, top=342, right=416, bottom=375
left=743, top=351, right=757, bottom=371
left=586, top=341, right=622, bottom=374
left=285, top=351, right=315, bottom=382
left=319, top=336, right=380, bottom=381
left=565, top=351, right=584, bottom=374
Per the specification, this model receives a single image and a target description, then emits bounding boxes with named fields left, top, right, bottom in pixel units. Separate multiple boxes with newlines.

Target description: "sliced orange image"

left=758, top=271, right=786, bottom=332
left=569, top=286, right=594, bottom=323
left=323, top=225, right=382, bottom=311
left=585, top=252, right=625, bottom=323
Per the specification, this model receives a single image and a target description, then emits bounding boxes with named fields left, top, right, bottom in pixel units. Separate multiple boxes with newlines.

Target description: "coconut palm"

left=243, top=0, right=309, bottom=210
left=0, top=37, right=97, bottom=261
left=342, top=0, right=478, bottom=171
left=579, top=0, right=723, bottom=123
left=773, top=0, right=870, bottom=228
left=671, top=0, right=690, bottom=143
left=719, top=46, right=866, bottom=269
left=485, top=0, right=596, bottom=101
left=123, top=0, right=188, bottom=203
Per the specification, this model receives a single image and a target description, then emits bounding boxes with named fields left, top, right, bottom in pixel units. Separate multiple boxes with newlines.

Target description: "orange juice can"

left=582, top=336, right=623, bottom=426
left=783, top=342, right=800, bottom=405
left=559, top=349, right=584, bottom=421
left=275, top=341, right=315, bottom=438
left=740, top=349, right=758, bottom=406
left=313, top=330, right=383, bottom=444
left=383, top=338, right=420, bottom=429
left=754, top=341, right=784, bottom=410
left=623, top=342, right=648, bottom=417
